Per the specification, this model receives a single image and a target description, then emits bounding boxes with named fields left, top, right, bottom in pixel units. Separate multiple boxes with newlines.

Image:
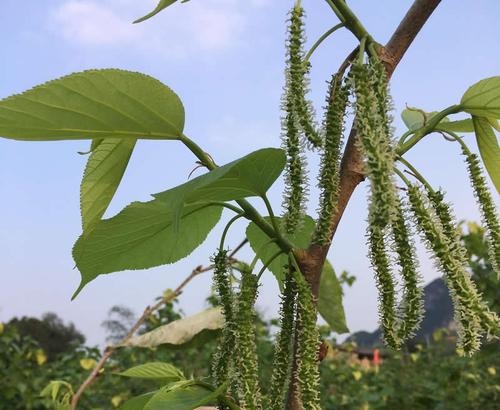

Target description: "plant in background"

left=2, top=284, right=497, bottom=410
left=0, top=0, right=499, bottom=409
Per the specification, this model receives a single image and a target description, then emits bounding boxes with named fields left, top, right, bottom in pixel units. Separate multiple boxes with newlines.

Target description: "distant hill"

left=347, top=278, right=454, bottom=348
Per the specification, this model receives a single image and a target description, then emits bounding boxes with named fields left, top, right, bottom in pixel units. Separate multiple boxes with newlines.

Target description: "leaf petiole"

left=257, top=250, right=285, bottom=281
left=220, top=214, right=246, bottom=250
left=304, top=23, right=344, bottom=64
left=397, top=104, right=463, bottom=154
left=179, top=133, right=294, bottom=253
left=250, top=238, right=278, bottom=272
left=396, top=156, right=435, bottom=193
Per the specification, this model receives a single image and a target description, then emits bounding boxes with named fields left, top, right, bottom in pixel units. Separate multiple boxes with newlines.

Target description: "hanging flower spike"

left=293, top=269, right=321, bottom=410
left=235, top=270, right=262, bottom=409
left=281, top=96, right=308, bottom=234
left=367, top=221, right=400, bottom=349
left=391, top=194, right=424, bottom=341
left=463, top=149, right=500, bottom=278
left=281, top=2, right=314, bottom=234
left=349, top=60, right=400, bottom=348
left=428, top=189, right=500, bottom=338
left=407, top=185, right=488, bottom=355
left=349, top=61, right=398, bottom=229
left=288, top=2, right=321, bottom=148
left=370, top=59, right=394, bottom=140
left=268, top=269, right=297, bottom=410
left=211, top=249, right=236, bottom=389
left=427, top=190, right=468, bottom=264
left=313, top=75, right=350, bottom=245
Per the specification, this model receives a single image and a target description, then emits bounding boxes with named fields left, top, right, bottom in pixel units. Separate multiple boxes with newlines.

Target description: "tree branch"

left=330, top=0, right=442, bottom=241
left=306, top=0, right=443, bottom=279
left=328, top=0, right=371, bottom=43
left=385, top=0, right=442, bottom=69
left=70, top=241, right=246, bottom=409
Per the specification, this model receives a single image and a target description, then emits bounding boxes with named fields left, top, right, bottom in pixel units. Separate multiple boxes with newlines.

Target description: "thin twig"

left=70, top=267, right=207, bottom=409
left=70, top=240, right=247, bottom=409
left=229, top=238, right=248, bottom=259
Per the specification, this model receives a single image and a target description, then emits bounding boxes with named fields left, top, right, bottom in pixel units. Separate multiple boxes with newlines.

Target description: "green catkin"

left=287, top=3, right=321, bottom=148
left=235, top=271, right=262, bottom=409
left=391, top=194, right=424, bottom=341
left=463, top=149, right=500, bottom=277
left=350, top=61, right=398, bottom=227
left=282, top=97, right=307, bottom=234
left=281, top=3, right=314, bottom=234
left=371, top=60, right=394, bottom=139
left=368, top=223, right=400, bottom=348
left=407, top=186, right=500, bottom=355
left=294, top=271, right=321, bottom=410
left=211, top=249, right=236, bottom=390
left=350, top=60, right=400, bottom=348
left=427, top=189, right=500, bottom=338
left=427, top=190, right=458, bottom=239
left=313, top=76, right=350, bottom=245
left=268, top=270, right=297, bottom=410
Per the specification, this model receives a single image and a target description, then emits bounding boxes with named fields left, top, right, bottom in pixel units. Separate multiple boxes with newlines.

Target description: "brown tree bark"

left=286, top=1, right=442, bottom=408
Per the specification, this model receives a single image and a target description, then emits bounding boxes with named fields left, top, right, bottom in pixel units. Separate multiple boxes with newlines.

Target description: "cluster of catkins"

left=211, top=249, right=262, bottom=409
left=348, top=58, right=499, bottom=354
left=211, top=1, right=499, bottom=409
left=276, top=3, right=326, bottom=408
left=210, top=6, right=326, bottom=409
left=348, top=60, right=425, bottom=349
left=211, top=248, right=322, bottom=410
left=281, top=1, right=499, bottom=356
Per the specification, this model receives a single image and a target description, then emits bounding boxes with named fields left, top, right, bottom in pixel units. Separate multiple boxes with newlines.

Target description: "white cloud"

left=52, top=1, right=138, bottom=46
left=49, top=0, right=263, bottom=57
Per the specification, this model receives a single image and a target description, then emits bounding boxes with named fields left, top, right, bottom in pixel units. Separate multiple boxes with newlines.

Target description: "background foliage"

left=1, top=224, right=498, bottom=409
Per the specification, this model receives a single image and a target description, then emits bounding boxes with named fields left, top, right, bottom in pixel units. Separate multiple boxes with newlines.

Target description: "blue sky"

left=1, top=0, right=498, bottom=346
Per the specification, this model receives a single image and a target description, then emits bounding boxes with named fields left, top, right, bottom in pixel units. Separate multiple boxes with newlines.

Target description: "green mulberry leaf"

left=134, top=0, right=178, bottom=24
left=472, top=116, right=500, bottom=193
left=72, top=191, right=222, bottom=298
left=121, top=308, right=224, bottom=349
left=461, top=77, right=500, bottom=118
left=0, top=69, right=184, bottom=141
left=80, top=138, right=136, bottom=232
left=318, top=261, right=349, bottom=334
left=154, top=148, right=286, bottom=231
left=117, top=363, right=185, bottom=382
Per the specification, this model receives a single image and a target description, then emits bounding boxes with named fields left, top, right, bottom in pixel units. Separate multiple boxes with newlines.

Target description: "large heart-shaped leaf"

left=80, top=138, right=136, bottom=232
left=318, top=261, right=349, bottom=334
left=461, top=77, right=500, bottom=118
left=72, top=194, right=222, bottom=298
left=472, top=116, right=500, bottom=193
left=117, top=363, right=185, bottom=382
left=154, top=148, right=286, bottom=230
left=134, top=0, right=178, bottom=24
left=246, top=215, right=315, bottom=283
left=0, top=69, right=184, bottom=141
left=121, top=308, right=224, bottom=348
